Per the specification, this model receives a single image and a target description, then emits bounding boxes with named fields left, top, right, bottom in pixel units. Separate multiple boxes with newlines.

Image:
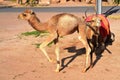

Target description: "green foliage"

left=21, top=30, right=53, bottom=48
left=10, top=0, right=16, bottom=2
left=114, top=0, right=120, bottom=4
left=108, top=14, right=120, bottom=19
left=47, top=41, right=54, bottom=47
left=33, top=43, right=41, bottom=48
left=33, top=41, right=54, bottom=48
left=21, top=30, right=49, bottom=37
left=23, top=0, right=39, bottom=6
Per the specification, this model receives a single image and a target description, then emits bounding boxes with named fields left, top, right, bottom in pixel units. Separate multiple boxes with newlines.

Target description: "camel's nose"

left=18, top=14, right=24, bottom=19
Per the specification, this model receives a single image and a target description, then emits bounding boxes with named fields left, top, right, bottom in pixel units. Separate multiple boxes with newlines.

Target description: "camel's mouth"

left=18, top=14, right=26, bottom=20
left=18, top=14, right=23, bottom=19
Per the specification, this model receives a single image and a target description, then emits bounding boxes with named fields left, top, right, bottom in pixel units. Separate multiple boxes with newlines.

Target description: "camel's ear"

left=31, top=12, right=35, bottom=15
left=82, top=16, right=86, bottom=20
left=81, top=16, right=86, bottom=22
left=30, top=10, right=35, bottom=15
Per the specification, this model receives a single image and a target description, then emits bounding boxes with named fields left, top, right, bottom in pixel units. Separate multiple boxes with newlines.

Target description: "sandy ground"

left=0, top=12, right=120, bottom=80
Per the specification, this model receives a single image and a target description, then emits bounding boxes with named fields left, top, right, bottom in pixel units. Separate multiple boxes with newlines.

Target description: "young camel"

left=18, top=9, right=92, bottom=72
left=85, top=14, right=113, bottom=48
left=83, top=13, right=115, bottom=68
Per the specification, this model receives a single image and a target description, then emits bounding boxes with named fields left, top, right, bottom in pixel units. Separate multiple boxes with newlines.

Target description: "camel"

left=83, top=12, right=115, bottom=69
left=85, top=13, right=114, bottom=48
left=18, top=9, right=99, bottom=72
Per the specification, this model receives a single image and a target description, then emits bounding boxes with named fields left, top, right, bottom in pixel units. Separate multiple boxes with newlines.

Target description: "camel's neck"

left=28, top=15, right=48, bottom=31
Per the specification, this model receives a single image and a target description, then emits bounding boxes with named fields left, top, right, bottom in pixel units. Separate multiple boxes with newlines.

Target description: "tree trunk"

left=50, top=0, right=60, bottom=3
left=75, top=0, right=80, bottom=2
left=60, top=0, right=66, bottom=3
left=107, top=0, right=114, bottom=4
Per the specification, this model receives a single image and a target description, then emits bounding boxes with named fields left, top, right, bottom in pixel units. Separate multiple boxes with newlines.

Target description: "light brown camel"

left=18, top=9, right=97, bottom=72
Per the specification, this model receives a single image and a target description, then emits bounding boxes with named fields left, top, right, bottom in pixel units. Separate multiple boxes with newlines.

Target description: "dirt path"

left=0, top=12, right=120, bottom=80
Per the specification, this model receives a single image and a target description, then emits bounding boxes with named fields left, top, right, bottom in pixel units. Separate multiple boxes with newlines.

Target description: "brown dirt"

left=0, top=12, right=120, bottom=80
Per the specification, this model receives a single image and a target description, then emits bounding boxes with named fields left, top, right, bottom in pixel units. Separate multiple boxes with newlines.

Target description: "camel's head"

left=18, top=9, right=35, bottom=20
left=86, top=16, right=101, bottom=27
left=91, top=16, right=101, bottom=27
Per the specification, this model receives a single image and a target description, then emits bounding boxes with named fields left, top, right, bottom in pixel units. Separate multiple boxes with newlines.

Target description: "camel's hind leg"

left=39, top=33, right=57, bottom=63
left=78, top=35, right=91, bottom=72
left=52, top=37, right=60, bottom=72
left=40, top=33, right=60, bottom=72
left=78, top=23, right=91, bottom=72
left=55, top=41, right=60, bottom=72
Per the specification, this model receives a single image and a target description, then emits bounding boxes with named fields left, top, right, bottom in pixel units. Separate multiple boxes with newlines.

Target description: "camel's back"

left=58, top=13, right=78, bottom=27
left=48, top=13, right=79, bottom=36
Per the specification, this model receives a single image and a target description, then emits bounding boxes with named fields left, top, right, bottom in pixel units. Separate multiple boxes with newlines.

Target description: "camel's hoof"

left=48, top=59, right=56, bottom=63
left=82, top=68, right=87, bottom=73
left=55, top=69, right=60, bottom=73
left=48, top=59, right=52, bottom=63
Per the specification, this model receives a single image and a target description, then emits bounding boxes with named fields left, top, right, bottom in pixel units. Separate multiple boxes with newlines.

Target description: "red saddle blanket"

left=85, top=14, right=110, bottom=38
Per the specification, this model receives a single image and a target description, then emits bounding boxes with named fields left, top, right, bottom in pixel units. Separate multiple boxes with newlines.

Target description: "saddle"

left=85, top=14, right=110, bottom=38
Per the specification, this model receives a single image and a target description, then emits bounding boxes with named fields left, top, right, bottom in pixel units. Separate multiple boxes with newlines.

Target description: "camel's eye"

left=90, top=20, right=95, bottom=22
left=23, top=13, right=27, bottom=17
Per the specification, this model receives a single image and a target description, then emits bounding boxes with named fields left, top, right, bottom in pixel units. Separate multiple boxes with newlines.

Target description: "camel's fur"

left=18, top=9, right=98, bottom=72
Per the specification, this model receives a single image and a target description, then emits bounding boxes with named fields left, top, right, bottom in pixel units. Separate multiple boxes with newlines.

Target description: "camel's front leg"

left=39, top=41, right=53, bottom=62
left=53, top=37, right=60, bottom=72
left=55, top=45, right=60, bottom=72
left=78, top=35, right=91, bottom=72
left=39, top=34, right=57, bottom=63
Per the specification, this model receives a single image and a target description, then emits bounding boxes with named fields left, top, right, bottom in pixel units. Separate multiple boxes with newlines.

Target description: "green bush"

left=21, top=30, right=49, bottom=37
left=114, top=0, right=120, bottom=4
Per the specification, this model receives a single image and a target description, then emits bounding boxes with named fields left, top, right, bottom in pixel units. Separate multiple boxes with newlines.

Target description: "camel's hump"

left=58, top=14, right=78, bottom=27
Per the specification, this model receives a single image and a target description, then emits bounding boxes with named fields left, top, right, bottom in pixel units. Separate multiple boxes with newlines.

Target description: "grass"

left=21, top=30, right=54, bottom=48
left=33, top=43, right=41, bottom=48
left=21, top=30, right=49, bottom=37
left=108, top=14, right=120, bottom=19
left=33, top=41, right=54, bottom=48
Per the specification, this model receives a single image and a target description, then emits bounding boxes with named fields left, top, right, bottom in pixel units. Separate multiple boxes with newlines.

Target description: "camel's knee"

left=78, top=36, right=86, bottom=45
left=39, top=45, right=43, bottom=50
left=78, top=36, right=81, bottom=40
left=39, top=42, right=48, bottom=50
left=86, top=46, right=91, bottom=56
